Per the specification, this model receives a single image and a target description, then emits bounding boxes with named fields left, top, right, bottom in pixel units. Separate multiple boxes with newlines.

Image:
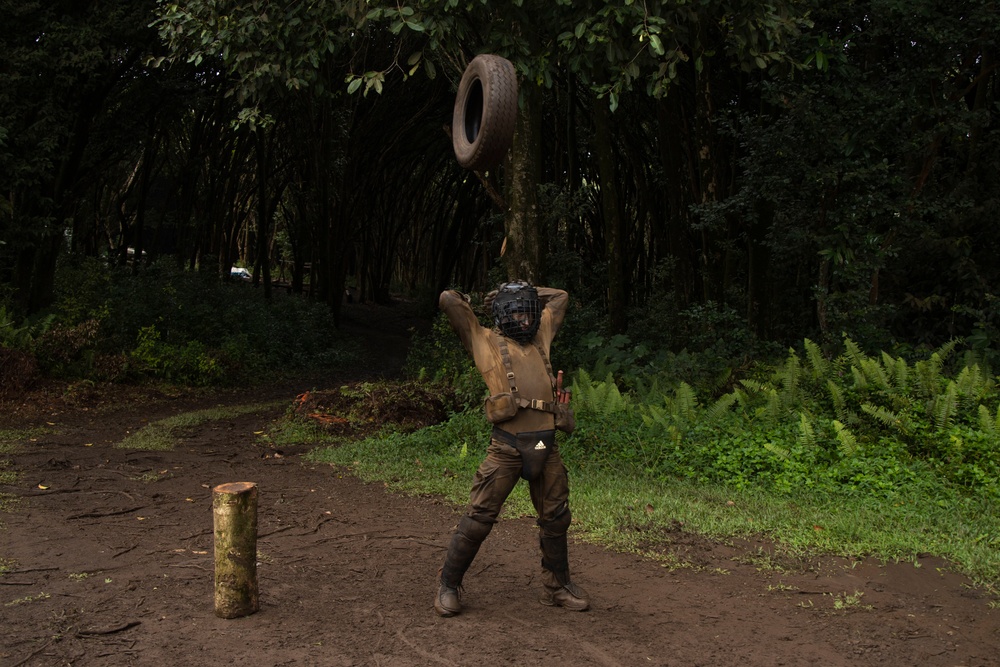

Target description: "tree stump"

left=212, top=482, right=259, bottom=619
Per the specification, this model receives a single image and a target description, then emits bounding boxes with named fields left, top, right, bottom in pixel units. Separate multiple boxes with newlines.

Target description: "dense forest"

left=1, top=0, right=998, bottom=368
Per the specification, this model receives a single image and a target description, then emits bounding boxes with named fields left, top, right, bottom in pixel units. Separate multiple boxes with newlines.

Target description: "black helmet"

left=492, top=281, right=541, bottom=344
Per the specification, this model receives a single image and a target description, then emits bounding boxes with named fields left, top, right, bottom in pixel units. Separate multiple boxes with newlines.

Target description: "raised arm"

left=537, top=287, right=569, bottom=338
left=438, top=290, right=480, bottom=354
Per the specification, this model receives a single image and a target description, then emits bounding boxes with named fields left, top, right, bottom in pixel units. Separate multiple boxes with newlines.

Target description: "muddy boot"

left=435, top=578, right=462, bottom=618
left=538, top=534, right=590, bottom=612
left=434, top=517, right=489, bottom=617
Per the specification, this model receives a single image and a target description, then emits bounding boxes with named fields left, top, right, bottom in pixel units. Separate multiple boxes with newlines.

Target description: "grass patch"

left=116, top=400, right=288, bottom=450
left=305, top=410, right=1000, bottom=587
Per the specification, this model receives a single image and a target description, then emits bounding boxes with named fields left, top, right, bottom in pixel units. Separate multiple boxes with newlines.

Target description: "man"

left=434, top=280, right=589, bottom=617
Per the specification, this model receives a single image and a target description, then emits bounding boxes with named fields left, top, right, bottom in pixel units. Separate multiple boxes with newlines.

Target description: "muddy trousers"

left=440, top=437, right=574, bottom=592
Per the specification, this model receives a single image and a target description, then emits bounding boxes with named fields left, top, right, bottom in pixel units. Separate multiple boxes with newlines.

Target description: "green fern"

left=861, top=403, right=912, bottom=436
left=764, top=441, right=791, bottom=459
left=640, top=382, right=704, bottom=435
left=704, top=392, right=738, bottom=422
left=978, top=404, right=1000, bottom=435
left=672, top=382, right=699, bottom=422
left=776, top=350, right=802, bottom=406
left=851, top=366, right=868, bottom=390
left=843, top=337, right=867, bottom=368
left=572, top=369, right=627, bottom=416
left=640, top=403, right=669, bottom=431
left=858, top=357, right=891, bottom=391
left=929, top=382, right=959, bottom=432
left=827, top=380, right=847, bottom=418
left=955, top=365, right=992, bottom=411
left=803, top=338, right=828, bottom=379
left=881, top=352, right=909, bottom=392
left=832, top=420, right=859, bottom=456
left=764, top=388, right=782, bottom=422
left=913, top=339, right=957, bottom=398
left=797, top=413, right=818, bottom=448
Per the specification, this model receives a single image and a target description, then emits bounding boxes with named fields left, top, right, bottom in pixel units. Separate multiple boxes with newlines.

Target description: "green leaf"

left=347, top=77, right=362, bottom=94
left=649, top=34, right=664, bottom=56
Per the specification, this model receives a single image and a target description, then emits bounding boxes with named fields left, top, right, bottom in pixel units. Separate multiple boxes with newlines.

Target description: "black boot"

left=435, top=517, right=489, bottom=617
left=539, top=534, right=590, bottom=611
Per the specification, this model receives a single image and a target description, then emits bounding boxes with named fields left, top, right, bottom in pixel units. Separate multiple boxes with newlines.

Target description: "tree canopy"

left=1, top=0, right=998, bottom=358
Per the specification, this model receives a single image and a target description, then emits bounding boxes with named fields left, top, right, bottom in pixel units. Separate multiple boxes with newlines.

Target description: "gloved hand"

left=483, top=289, right=498, bottom=312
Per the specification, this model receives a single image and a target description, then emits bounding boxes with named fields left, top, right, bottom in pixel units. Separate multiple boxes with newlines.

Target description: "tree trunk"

left=504, top=82, right=543, bottom=283
left=213, top=482, right=259, bottom=619
left=747, top=199, right=773, bottom=338
left=593, top=99, right=628, bottom=333
left=694, top=59, right=720, bottom=303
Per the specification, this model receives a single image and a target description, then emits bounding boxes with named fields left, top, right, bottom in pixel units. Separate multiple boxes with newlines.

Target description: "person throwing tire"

left=434, top=281, right=589, bottom=617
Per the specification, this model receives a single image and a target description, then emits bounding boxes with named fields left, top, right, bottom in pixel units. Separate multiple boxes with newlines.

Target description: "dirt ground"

left=1, top=301, right=999, bottom=666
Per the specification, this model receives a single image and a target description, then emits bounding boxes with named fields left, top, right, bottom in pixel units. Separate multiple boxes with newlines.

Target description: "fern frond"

left=977, top=404, right=996, bottom=435
left=827, top=380, right=848, bottom=420
left=740, top=378, right=767, bottom=395
left=705, top=392, right=738, bottom=422
left=673, top=382, right=699, bottom=422
left=851, top=366, right=868, bottom=390
left=733, top=387, right=752, bottom=410
left=858, top=357, right=890, bottom=390
left=573, top=370, right=627, bottom=416
left=913, top=340, right=957, bottom=398
left=764, top=441, right=791, bottom=459
left=929, top=382, right=959, bottom=431
left=640, top=403, right=666, bottom=429
left=833, top=420, right=859, bottom=456
left=861, top=403, right=911, bottom=435
left=955, top=365, right=992, bottom=411
left=879, top=352, right=909, bottom=392
left=803, top=338, right=828, bottom=379
left=777, top=350, right=802, bottom=406
left=797, top=413, right=817, bottom=448
left=894, top=357, right=909, bottom=392
left=764, top=388, right=782, bottom=422
left=843, top=337, right=867, bottom=367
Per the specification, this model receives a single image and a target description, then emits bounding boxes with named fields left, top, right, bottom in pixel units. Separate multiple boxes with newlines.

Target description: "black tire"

left=452, top=54, right=519, bottom=171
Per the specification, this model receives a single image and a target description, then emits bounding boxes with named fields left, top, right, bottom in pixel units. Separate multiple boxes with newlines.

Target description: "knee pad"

left=457, top=515, right=493, bottom=544
left=538, top=505, right=571, bottom=537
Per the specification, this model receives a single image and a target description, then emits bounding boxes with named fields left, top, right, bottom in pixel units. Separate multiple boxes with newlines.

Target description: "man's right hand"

left=484, top=289, right=498, bottom=312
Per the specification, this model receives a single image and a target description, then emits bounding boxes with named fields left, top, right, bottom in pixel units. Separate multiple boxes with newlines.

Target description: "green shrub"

left=33, top=258, right=359, bottom=386
left=129, top=325, right=224, bottom=386
left=403, top=312, right=486, bottom=411
left=560, top=338, right=1000, bottom=503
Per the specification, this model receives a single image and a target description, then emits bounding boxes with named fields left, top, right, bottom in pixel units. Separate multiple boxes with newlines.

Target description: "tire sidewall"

left=452, top=55, right=518, bottom=171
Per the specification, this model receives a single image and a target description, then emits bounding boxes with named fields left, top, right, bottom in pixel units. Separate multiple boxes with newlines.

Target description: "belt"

left=491, top=426, right=518, bottom=447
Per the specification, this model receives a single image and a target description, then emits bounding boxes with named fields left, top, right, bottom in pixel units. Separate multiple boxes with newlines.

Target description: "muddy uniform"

left=435, top=287, right=589, bottom=616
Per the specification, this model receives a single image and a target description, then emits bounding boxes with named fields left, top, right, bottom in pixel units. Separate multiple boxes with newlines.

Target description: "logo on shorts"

left=534, top=441, right=546, bottom=450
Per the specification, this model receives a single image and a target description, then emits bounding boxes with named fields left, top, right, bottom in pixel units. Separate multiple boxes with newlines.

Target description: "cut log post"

left=212, top=482, right=259, bottom=619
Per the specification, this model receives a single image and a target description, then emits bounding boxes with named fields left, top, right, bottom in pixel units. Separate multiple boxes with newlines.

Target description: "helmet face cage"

left=492, top=281, right=541, bottom=343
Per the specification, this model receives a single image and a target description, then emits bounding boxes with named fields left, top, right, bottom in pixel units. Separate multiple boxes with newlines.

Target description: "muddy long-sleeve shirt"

left=439, top=288, right=569, bottom=436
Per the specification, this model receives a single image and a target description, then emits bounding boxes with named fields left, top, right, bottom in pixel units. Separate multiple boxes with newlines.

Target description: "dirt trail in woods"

left=1, top=300, right=998, bottom=666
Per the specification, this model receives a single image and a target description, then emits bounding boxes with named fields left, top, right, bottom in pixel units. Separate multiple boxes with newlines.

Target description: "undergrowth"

left=1, top=257, right=359, bottom=388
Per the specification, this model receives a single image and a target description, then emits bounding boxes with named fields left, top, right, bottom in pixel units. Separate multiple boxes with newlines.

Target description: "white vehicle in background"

left=230, top=267, right=252, bottom=281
